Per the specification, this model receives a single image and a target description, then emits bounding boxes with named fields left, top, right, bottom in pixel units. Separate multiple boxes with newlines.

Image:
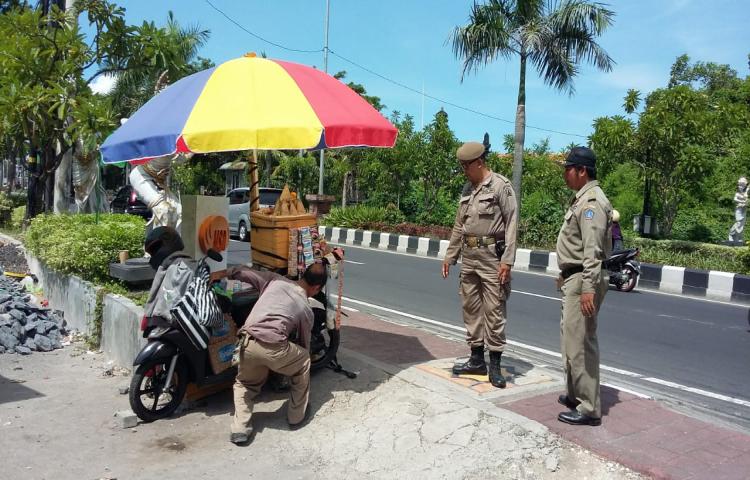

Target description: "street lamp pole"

left=317, top=0, right=330, bottom=195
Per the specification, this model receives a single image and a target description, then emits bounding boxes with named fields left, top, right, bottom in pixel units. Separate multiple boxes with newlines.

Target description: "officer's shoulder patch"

left=494, top=172, right=512, bottom=184
left=583, top=208, right=595, bottom=220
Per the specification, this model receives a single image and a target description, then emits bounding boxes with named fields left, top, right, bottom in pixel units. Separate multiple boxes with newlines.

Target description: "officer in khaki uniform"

left=442, top=141, right=517, bottom=388
left=556, top=146, right=612, bottom=426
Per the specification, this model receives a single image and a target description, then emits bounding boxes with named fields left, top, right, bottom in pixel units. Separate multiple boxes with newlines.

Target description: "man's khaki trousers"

left=231, top=336, right=310, bottom=435
left=560, top=271, right=608, bottom=418
left=459, top=246, right=510, bottom=352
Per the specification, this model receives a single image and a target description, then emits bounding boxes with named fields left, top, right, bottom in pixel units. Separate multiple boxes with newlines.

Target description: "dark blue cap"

left=564, top=146, right=597, bottom=168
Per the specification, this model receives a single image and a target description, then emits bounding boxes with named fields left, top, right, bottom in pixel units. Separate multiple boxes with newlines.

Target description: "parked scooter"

left=604, top=248, right=641, bottom=292
left=128, top=250, right=340, bottom=422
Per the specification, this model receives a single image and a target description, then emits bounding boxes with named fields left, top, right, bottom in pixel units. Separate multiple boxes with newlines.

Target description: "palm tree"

left=451, top=0, right=615, bottom=206
left=623, top=88, right=641, bottom=114
left=108, top=12, right=210, bottom=117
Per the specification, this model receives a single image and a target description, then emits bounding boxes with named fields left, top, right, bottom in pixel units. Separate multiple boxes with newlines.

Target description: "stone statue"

left=72, top=148, right=107, bottom=213
left=129, top=153, right=191, bottom=230
left=728, top=176, right=748, bottom=244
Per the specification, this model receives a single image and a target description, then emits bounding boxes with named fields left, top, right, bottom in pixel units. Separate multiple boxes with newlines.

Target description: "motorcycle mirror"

left=207, top=249, right=223, bottom=262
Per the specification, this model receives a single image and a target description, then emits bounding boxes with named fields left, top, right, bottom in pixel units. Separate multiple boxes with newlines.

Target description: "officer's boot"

left=488, top=351, right=506, bottom=388
left=452, top=346, right=487, bottom=375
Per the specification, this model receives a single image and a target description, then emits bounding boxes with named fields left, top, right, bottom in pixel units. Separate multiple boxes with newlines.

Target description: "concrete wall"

left=26, top=254, right=99, bottom=334
left=101, top=294, right=146, bottom=369
left=26, top=252, right=146, bottom=368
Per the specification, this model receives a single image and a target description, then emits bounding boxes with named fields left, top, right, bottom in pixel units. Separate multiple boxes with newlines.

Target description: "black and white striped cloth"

left=171, top=260, right=224, bottom=350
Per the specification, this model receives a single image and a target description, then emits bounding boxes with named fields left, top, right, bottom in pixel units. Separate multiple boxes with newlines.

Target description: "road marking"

left=332, top=295, right=465, bottom=333
left=341, top=305, right=359, bottom=312
left=602, top=382, right=652, bottom=399
left=512, top=290, right=560, bottom=302
left=344, top=260, right=365, bottom=265
left=336, top=294, right=750, bottom=409
left=658, top=314, right=715, bottom=327
left=334, top=242, right=750, bottom=308
left=642, top=377, right=750, bottom=408
left=600, top=365, right=643, bottom=377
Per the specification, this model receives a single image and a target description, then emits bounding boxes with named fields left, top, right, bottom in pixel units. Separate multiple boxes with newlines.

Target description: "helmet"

left=144, top=226, right=184, bottom=270
left=739, top=177, right=748, bottom=185
left=612, top=209, right=620, bottom=223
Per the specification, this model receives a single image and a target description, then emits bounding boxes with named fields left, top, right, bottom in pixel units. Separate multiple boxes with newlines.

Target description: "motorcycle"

left=128, top=251, right=341, bottom=422
left=605, top=247, right=641, bottom=292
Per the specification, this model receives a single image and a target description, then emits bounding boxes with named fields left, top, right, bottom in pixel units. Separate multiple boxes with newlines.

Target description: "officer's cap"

left=456, top=142, right=486, bottom=162
left=564, top=146, right=597, bottom=168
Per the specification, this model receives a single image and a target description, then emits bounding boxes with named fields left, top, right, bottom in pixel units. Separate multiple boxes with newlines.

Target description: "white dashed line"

left=335, top=294, right=750, bottom=409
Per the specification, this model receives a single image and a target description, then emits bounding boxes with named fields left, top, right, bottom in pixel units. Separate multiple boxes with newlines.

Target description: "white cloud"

left=595, top=63, right=666, bottom=93
left=90, top=73, right=117, bottom=94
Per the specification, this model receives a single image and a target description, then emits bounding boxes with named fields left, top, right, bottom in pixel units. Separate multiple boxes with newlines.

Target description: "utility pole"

left=317, top=0, right=330, bottom=195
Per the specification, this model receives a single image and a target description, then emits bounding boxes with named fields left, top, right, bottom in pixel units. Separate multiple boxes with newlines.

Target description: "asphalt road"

left=230, top=240, right=750, bottom=429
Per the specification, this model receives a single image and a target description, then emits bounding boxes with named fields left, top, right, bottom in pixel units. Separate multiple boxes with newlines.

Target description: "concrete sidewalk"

left=2, top=312, right=641, bottom=480
left=2, top=308, right=744, bottom=479
left=341, top=312, right=750, bottom=480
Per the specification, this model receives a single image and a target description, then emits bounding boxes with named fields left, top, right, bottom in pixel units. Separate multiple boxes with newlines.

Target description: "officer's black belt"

left=560, top=265, right=584, bottom=279
left=463, top=235, right=495, bottom=248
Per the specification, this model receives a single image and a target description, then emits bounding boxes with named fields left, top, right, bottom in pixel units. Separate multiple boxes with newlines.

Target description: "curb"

left=319, top=226, right=750, bottom=305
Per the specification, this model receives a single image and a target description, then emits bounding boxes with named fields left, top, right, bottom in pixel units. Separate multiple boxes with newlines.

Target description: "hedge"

left=628, top=237, right=750, bottom=275
left=25, top=213, right=147, bottom=284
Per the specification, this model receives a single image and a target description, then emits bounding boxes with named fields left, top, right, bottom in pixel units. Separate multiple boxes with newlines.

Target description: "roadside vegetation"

left=1, top=3, right=749, bottom=275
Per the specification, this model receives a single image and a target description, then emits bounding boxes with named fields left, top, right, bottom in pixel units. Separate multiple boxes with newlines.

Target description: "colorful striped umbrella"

left=100, top=55, right=398, bottom=164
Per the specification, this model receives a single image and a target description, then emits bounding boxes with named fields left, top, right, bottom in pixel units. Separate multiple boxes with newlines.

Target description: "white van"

left=227, top=187, right=282, bottom=241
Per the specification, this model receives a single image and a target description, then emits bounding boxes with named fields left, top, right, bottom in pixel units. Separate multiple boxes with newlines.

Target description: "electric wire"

left=204, top=0, right=589, bottom=139
left=205, top=0, right=323, bottom=54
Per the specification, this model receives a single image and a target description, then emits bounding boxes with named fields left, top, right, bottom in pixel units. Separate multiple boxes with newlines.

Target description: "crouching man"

left=227, top=262, right=328, bottom=444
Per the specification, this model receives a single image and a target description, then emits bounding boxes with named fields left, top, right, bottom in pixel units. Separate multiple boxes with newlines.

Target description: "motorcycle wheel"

left=617, top=265, right=638, bottom=292
left=311, top=328, right=340, bottom=372
left=129, top=357, right=189, bottom=422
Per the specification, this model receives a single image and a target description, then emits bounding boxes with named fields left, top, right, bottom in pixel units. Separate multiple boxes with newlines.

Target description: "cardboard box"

left=208, top=334, right=237, bottom=374
left=186, top=380, right=233, bottom=402
left=209, top=317, right=237, bottom=345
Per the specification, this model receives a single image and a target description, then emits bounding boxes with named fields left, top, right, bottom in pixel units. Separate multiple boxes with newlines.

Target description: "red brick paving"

left=505, top=389, right=750, bottom=480
left=340, top=311, right=466, bottom=365
left=340, top=311, right=750, bottom=480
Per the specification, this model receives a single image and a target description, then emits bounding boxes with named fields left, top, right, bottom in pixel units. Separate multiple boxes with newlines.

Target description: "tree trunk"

left=45, top=167, right=55, bottom=212
left=54, top=149, right=72, bottom=213
left=26, top=174, right=43, bottom=220
left=341, top=171, right=351, bottom=208
left=512, top=53, right=527, bottom=211
left=7, top=151, right=16, bottom=193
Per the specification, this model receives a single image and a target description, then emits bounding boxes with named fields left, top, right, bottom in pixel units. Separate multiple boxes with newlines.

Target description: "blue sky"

left=91, top=1, right=750, bottom=151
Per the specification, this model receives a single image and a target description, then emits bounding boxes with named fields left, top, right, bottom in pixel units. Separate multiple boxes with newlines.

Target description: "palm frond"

left=528, top=39, right=577, bottom=92
left=523, top=0, right=614, bottom=92
left=515, top=0, right=546, bottom=24
left=450, top=1, right=518, bottom=79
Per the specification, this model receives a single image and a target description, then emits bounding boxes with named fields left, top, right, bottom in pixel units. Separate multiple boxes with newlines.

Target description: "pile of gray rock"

left=0, top=275, right=67, bottom=355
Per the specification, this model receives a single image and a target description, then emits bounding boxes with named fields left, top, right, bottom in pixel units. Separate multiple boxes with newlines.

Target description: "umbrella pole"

left=248, top=149, right=260, bottom=212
